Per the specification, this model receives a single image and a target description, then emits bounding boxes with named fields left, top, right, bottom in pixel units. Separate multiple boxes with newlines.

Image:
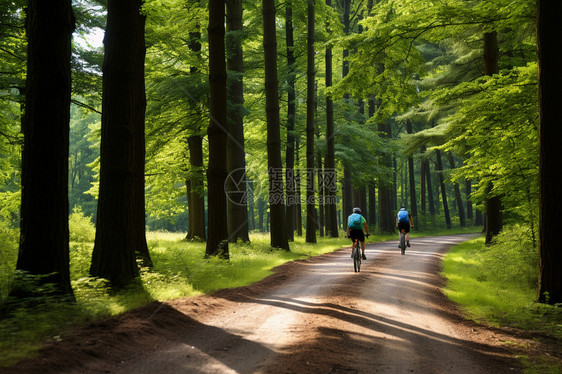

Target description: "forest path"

left=5, top=235, right=525, bottom=373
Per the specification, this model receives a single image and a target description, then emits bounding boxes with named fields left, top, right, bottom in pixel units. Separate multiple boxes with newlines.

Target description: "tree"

left=435, top=149, right=451, bottom=229
left=206, top=0, right=229, bottom=258
left=483, top=31, right=502, bottom=244
left=324, top=0, right=339, bottom=238
left=90, top=0, right=149, bottom=286
left=305, top=0, right=317, bottom=244
left=226, top=0, right=250, bottom=243
left=263, top=0, right=289, bottom=250
left=14, top=0, right=75, bottom=297
left=285, top=0, right=296, bottom=242
left=537, top=0, right=562, bottom=304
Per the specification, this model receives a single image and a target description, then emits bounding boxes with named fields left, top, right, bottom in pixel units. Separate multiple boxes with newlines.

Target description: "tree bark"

left=406, top=121, right=418, bottom=224
left=186, top=135, right=206, bottom=241
left=305, top=0, right=317, bottom=244
left=16, top=0, right=75, bottom=298
left=435, top=149, right=451, bottom=229
left=206, top=0, right=229, bottom=258
left=378, top=119, right=394, bottom=232
left=425, top=158, right=436, bottom=216
left=447, top=153, right=466, bottom=227
left=91, top=0, right=147, bottom=287
left=226, top=0, right=250, bottom=243
left=285, top=1, right=296, bottom=242
left=465, top=180, right=473, bottom=221
left=483, top=30, right=502, bottom=243
left=324, top=0, right=338, bottom=238
left=263, top=0, right=289, bottom=250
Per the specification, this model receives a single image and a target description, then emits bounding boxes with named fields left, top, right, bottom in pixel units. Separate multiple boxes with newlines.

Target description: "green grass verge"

left=442, top=236, right=562, bottom=373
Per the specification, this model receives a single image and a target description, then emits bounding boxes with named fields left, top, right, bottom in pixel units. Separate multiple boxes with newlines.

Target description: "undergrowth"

left=442, top=225, right=562, bottom=372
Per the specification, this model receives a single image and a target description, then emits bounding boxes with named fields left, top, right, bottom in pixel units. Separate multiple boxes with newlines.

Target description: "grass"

left=0, top=230, right=352, bottom=367
left=442, top=234, right=562, bottom=372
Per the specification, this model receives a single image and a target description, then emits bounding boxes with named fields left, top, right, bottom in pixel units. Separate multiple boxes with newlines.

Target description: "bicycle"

left=352, top=239, right=362, bottom=272
left=399, top=228, right=406, bottom=255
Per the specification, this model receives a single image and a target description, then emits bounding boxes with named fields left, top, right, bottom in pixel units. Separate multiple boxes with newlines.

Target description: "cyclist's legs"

left=360, top=240, right=365, bottom=255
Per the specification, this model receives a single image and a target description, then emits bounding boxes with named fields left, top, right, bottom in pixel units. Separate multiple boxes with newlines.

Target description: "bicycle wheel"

left=400, top=232, right=406, bottom=255
left=353, top=243, right=361, bottom=272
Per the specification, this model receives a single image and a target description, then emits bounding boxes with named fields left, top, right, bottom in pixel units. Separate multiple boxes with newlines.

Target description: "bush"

left=478, top=224, right=538, bottom=289
left=0, top=221, right=18, bottom=305
left=69, top=206, right=95, bottom=243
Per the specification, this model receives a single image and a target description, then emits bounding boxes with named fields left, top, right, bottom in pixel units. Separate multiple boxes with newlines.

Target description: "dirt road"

left=6, top=235, right=524, bottom=373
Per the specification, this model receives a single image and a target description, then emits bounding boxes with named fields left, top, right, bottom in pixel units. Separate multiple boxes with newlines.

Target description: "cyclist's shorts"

left=349, top=229, right=365, bottom=242
left=398, top=221, right=410, bottom=233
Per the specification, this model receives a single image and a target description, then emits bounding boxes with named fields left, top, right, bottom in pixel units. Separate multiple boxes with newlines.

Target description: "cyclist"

left=396, top=206, right=414, bottom=247
left=347, top=207, right=369, bottom=260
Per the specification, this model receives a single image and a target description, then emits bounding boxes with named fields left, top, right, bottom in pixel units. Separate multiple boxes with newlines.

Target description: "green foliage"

left=442, top=231, right=560, bottom=334
left=443, top=231, right=562, bottom=372
left=0, top=220, right=18, bottom=305
left=69, top=206, right=96, bottom=243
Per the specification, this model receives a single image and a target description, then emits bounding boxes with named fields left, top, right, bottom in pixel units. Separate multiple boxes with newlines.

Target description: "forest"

left=0, top=0, right=561, bottom=321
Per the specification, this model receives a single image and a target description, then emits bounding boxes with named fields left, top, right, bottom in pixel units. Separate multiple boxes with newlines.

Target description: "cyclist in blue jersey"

left=347, top=207, right=369, bottom=260
left=396, top=206, right=414, bottom=247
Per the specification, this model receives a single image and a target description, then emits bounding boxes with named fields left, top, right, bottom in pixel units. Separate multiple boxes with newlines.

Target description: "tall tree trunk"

left=206, top=0, right=229, bottom=258
left=465, top=180, right=474, bottom=221
left=185, top=31, right=206, bottom=242
left=91, top=0, right=147, bottom=287
left=406, top=121, right=417, bottom=223
left=447, top=153, right=466, bottom=227
left=536, top=0, right=562, bottom=302
left=285, top=1, right=296, bottom=242
left=435, top=149, right=451, bottom=229
left=425, top=158, right=436, bottom=216
left=378, top=119, right=394, bottom=232
left=484, top=31, right=502, bottom=243
left=16, top=0, right=75, bottom=298
left=226, top=0, right=249, bottom=243
left=263, top=0, right=289, bottom=250
left=305, top=0, right=317, bottom=244
left=343, top=169, right=352, bottom=219
left=131, top=7, right=151, bottom=268
left=187, top=135, right=206, bottom=241
left=420, top=158, right=426, bottom=216
left=368, top=183, right=376, bottom=225
left=324, top=0, right=338, bottom=238
left=296, top=167, right=303, bottom=237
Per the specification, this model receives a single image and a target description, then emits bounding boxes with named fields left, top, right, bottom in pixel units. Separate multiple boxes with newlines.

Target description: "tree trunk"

left=16, top=0, right=75, bottom=298
left=483, top=30, right=502, bottom=242
left=131, top=7, right=151, bottom=268
left=263, top=0, right=289, bottom=250
left=447, top=153, right=466, bottom=227
left=226, top=0, right=250, bottom=243
left=324, top=0, right=338, bottom=238
left=91, top=0, right=147, bottom=287
left=285, top=1, right=296, bottom=242
left=206, top=0, right=229, bottom=258
left=185, top=31, right=206, bottom=242
left=465, top=180, right=473, bottom=221
left=425, top=158, right=436, bottom=216
left=420, top=159, right=426, bottom=216
left=377, top=119, right=394, bottom=232
left=435, top=149, right=451, bottom=229
left=305, top=0, right=317, bottom=244
left=187, top=135, right=206, bottom=241
left=368, top=183, right=376, bottom=225
left=406, top=121, right=418, bottom=224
